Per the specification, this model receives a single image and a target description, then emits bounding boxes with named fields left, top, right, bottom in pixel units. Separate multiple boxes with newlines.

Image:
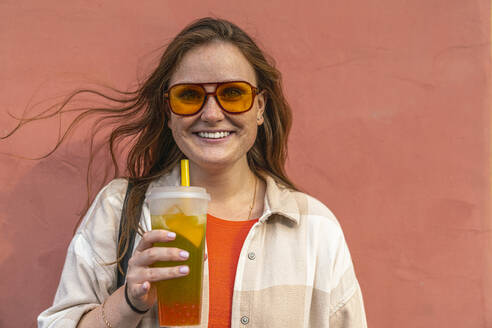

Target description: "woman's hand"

left=124, top=230, right=190, bottom=311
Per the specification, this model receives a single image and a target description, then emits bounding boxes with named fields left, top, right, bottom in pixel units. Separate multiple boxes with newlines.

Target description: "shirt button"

left=248, top=252, right=256, bottom=260
left=240, top=316, right=249, bottom=324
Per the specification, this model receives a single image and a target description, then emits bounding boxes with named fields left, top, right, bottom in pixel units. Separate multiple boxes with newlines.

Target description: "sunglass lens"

left=217, top=82, right=253, bottom=113
left=169, top=84, right=205, bottom=115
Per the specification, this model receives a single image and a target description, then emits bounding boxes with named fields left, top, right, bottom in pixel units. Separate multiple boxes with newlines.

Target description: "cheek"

left=168, top=115, right=192, bottom=136
left=242, top=120, right=259, bottom=147
left=170, top=122, right=188, bottom=144
left=168, top=118, right=186, bottom=147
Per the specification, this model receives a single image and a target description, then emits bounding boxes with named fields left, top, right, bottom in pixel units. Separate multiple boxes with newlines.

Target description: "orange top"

left=206, top=214, right=259, bottom=327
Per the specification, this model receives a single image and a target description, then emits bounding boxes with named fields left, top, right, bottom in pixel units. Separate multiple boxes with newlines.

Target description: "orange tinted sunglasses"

left=164, top=81, right=260, bottom=116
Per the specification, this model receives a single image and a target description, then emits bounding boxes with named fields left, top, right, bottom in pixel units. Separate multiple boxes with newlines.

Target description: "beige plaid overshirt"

left=38, top=167, right=367, bottom=327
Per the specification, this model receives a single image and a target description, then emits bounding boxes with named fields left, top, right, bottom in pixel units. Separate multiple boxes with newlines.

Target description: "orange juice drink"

left=147, top=186, right=210, bottom=326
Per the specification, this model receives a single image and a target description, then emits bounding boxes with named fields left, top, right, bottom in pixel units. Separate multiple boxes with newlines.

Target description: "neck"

left=189, top=158, right=254, bottom=202
left=189, top=158, right=260, bottom=220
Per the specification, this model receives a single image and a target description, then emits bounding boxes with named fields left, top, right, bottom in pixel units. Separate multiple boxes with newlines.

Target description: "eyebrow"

left=167, top=80, right=259, bottom=91
left=171, top=79, right=248, bottom=85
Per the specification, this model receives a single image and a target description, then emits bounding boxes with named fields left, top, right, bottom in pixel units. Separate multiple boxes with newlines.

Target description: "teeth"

left=197, top=131, right=231, bottom=139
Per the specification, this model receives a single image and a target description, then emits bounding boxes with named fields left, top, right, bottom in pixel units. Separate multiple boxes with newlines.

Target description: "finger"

left=126, top=281, right=155, bottom=312
left=144, top=265, right=190, bottom=282
left=135, top=230, right=176, bottom=251
left=131, top=247, right=190, bottom=267
left=131, top=281, right=151, bottom=299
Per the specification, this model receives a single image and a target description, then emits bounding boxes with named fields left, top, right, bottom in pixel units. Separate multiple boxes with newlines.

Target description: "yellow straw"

left=180, top=159, right=190, bottom=187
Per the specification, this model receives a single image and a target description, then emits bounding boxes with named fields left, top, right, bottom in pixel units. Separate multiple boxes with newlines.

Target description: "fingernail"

left=179, top=250, right=189, bottom=259
left=179, top=266, right=189, bottom=274
left=167, top=232, right=176, bottom=239
left=142, top=282, right=149, bottom=291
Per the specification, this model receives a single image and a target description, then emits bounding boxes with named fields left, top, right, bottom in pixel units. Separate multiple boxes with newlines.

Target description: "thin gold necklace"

left=247, top=176, right=258, bottom=220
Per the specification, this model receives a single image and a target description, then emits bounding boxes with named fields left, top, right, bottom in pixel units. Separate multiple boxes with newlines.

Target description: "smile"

left=197, top=131, right=232, bottom=139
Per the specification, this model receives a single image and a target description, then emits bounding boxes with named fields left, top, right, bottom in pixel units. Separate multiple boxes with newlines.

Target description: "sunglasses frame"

left=164, top=80, right=260, bottom=116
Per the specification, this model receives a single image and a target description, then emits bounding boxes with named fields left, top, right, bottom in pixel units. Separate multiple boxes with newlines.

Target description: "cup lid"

left=146, top=186, right=211, bottom=201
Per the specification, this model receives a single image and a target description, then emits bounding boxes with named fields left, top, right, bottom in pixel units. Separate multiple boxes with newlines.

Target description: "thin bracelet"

left=101, top=298, right=113, bottom=328
left=125, top=283, right=150, bottom=314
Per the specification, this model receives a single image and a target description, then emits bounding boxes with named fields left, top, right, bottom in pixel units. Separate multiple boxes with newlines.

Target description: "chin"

left=194, top=157, right=236, bottom=170
left=188, top=151, right=244, bottom=171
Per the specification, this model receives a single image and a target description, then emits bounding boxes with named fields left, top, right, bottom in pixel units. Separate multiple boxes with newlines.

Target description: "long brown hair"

left=4, top=17, right=296, bottom=272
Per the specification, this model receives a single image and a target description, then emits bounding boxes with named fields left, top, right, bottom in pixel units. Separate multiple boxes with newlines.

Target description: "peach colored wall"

left=0, top=1, right=490, bottom=327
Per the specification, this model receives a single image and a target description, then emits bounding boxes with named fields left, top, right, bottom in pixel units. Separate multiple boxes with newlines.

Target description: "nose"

left=200, top=95, right=224, bottom=122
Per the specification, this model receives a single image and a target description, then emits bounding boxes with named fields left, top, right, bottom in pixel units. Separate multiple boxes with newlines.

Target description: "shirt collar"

left=259, top=173, right=300, bottom=225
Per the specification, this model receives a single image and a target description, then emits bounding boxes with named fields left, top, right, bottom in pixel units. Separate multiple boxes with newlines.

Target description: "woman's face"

left=167, top=42, right=265, bottom=172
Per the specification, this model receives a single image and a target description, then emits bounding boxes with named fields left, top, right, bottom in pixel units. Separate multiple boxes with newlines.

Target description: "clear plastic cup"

left=147, top=186, right=210, bottom=326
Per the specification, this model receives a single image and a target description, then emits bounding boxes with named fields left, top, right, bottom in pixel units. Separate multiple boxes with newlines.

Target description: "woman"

left=37, top=18, right=367, bottom=327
